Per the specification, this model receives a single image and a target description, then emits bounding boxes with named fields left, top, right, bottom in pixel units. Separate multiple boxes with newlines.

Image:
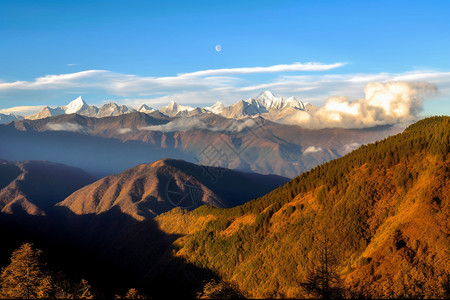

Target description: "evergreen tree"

left=77, top=278, right=93, bottom=299
left=0, top=243, right=52, bottom=299
left=125, top=288, right=144, bottom=299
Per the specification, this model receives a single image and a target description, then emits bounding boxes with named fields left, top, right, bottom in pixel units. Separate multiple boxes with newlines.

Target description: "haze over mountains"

left=0, top=160, right=94, bottom=215
left=0, top=109, right=401, bottom=177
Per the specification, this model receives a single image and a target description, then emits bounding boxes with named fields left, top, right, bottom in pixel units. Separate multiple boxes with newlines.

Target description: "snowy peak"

left=285, top=96, right=305, bottom=110
left=65, top=96, right=88, bottom=114
left=160, top=101, right=195, bottom=117
left=15, top=92, right=310, bottom=123
left=205, top=102, right=225, bottom=114
left=255, top=90, right=284, bottom=110
left=137, top=104, right=155, bottom=112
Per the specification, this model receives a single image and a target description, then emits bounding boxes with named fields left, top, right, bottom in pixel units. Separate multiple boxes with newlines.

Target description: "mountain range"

left=2, top=91, right=314, bottom=123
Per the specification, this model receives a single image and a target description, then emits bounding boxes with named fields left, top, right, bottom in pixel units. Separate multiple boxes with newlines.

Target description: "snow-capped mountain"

left=205, top=102, right=225, bottom=114
left=137, top=104, right=155, bottom=113
left=159, top=101, right=196, bottom=117
left=0, top=112, right=23, bottom=124
left=217, top=91, right=312, bottom=121
left=26, top=97, right=136, bottom=120
left=14, top=91, right=314, bottom=124
left=65, top=96, right=89, bottom=114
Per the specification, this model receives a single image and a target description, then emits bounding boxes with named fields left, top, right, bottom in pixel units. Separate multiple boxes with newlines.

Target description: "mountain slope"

left=0, top=160, right=95, bottom=215
left=58, top=159, right=288, bottom=220
left=0, top=113, right=23, bottom=124
left=155, top=116, right=450, bottom=298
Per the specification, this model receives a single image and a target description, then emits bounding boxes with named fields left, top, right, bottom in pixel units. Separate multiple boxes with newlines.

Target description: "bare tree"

left=300, top=234, right=343, bottom=299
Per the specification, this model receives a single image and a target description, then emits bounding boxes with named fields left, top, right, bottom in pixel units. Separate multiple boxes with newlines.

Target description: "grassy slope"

left=156, top=116, right=450, bottom=298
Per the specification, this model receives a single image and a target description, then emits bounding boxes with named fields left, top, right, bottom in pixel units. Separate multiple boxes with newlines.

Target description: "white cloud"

left=280, top=81, right=437, bottom=128
left=0, top=105, right=45, bottom=115
left=303, top=146, right=324, bottom=154
left=45, top=122, right=86, bottom=132
left=117, top=128, right=133, bottom=134
left=342, top=142, right=360, bottom=153
left=178, top=62, right=346, bottom=77
left=140, top=118, right=212, bottom=132
left=223, top=119, right=260, bottom=133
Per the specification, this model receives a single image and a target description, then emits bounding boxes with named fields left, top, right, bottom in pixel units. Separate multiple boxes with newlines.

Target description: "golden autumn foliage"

left=0, top=243, right=52, bottom=299
left=155, top=116, right=450, bottom=298
left=0, top=243, right=98, bottom=299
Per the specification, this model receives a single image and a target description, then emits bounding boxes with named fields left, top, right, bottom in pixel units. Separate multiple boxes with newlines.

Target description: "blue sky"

left=0, top=0, right=449, bottom=117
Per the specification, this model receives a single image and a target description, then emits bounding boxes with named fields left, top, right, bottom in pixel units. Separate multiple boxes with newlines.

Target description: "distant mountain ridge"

left=25, top=96, right=135, bottom=120
left=0, top=112, right=23, bottom=124
left=7, top=91, right=316, bottom=123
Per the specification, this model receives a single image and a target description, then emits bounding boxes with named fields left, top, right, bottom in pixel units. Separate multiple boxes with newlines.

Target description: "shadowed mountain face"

left=1, top=112, right=401, bottom=178
left=59, top=159, right=289, bottom=220
left=0, top=160, right=95, bottom=215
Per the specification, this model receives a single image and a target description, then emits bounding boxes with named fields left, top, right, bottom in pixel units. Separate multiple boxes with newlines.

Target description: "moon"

left=215, top=44, right=222, bottom=52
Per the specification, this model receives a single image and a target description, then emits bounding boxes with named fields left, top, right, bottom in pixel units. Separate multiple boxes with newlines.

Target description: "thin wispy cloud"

left=178, top=62, right=346, bottom=77
left=0, top=105, right=46, bottom=115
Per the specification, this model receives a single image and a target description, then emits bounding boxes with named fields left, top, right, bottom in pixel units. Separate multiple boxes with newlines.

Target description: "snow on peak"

left=255, top=90, right=283, bottom=110
left=165, top=101, right=194, bottom=112
left=257, top=90, right=276, bottom=99
left=285, top=96, right=305, bottom=110
left=65, top=96, right=88, bottom=114
left=137, top=104, right=155, bottom=112
left=205, top=102, right=225, bottom=114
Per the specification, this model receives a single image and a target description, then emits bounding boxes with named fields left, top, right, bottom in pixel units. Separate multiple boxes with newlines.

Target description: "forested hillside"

left=156, top=116, right=450, bottom=298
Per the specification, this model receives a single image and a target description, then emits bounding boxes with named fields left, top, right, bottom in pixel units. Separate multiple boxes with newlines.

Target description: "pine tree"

left=77, top=278, right=93, bottom=299
left=125, top=288, right=144, bottom=299
left=0, top=243, right=52, bottom=299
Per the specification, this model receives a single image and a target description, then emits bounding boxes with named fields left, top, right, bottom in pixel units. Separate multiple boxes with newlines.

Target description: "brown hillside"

left=58, top=159, right=288, bottom=220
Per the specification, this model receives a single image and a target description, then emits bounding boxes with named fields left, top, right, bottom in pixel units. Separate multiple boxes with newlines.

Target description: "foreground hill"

left=0, top=160, right=94, bottom=215
left=155, top=116, right=450, bottom=298
left=59, top=159, right=288, bottom=220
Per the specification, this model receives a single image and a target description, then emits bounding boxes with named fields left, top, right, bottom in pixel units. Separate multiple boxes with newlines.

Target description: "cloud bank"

left=280, top=81, right=437, bottom=128
left=303, top=146, right=324, bottom=154
left=140, top=118, right=212, bottom=132
left=45, top=122, right=86, bottom=132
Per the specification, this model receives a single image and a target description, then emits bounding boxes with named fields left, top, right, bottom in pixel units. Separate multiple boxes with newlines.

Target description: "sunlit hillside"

left=156, top=116, right=450, bottom=298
